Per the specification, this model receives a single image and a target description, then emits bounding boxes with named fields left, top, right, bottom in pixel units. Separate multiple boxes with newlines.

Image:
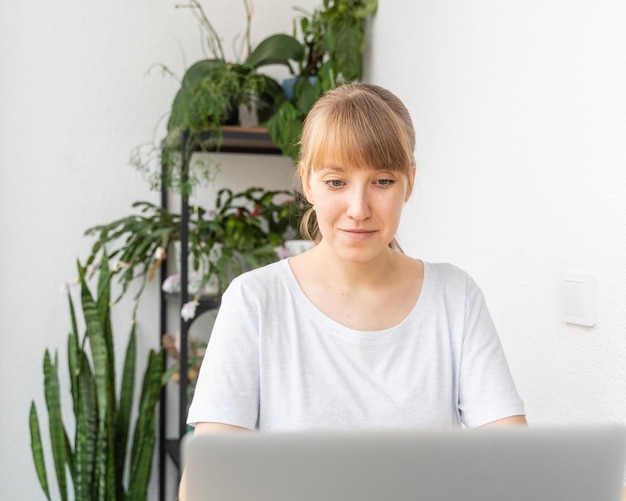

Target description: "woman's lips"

left=340, top=228, right=377, bottom=241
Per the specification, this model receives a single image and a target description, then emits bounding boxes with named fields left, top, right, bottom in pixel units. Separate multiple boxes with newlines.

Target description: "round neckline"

left=281, top=258, right=431, bottom=338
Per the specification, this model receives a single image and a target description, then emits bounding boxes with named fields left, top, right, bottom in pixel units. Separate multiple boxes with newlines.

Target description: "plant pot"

left=221, top=97, right=240, bottom=125
left=284, top=239, right=315, bottom=257
left=173, top=242, right=220, bottom=296
left=281, top=76, right=318, bottom=101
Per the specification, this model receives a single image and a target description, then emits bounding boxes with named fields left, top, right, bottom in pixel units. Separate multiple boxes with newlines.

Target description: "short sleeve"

left=457, top=279, right=525, bottom=428
left=186, top=277, right=260, bottom=430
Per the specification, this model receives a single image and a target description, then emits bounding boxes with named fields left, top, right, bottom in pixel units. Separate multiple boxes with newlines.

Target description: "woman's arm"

left=178, top=422, right=250, bottom=501
left=194, top=422, right=250, bottom=434
left=480, top=415, right=528, bottom=427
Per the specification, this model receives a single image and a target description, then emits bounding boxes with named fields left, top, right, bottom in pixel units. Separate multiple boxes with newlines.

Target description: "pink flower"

left=181, top=300, right=199, bottom=321
left=275, top=246, right=289, bottom=259
left=162, top=274, right=181, bottom=294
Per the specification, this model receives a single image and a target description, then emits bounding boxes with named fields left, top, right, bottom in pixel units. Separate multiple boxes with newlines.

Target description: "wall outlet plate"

left=561, top=273, right=596, bottom=327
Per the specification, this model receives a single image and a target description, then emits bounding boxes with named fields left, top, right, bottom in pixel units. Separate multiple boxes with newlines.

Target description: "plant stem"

left=243, top=0, right=253, bottom=59
left=178, top=0, right=226, bottom=61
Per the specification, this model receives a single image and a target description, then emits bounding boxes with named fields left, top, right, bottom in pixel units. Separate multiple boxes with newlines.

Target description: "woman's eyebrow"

left=318, top=165, right=346, bottom=172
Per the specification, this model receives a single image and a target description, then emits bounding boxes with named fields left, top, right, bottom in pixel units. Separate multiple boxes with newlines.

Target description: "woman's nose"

left=345, top=188, right=372, bottom=220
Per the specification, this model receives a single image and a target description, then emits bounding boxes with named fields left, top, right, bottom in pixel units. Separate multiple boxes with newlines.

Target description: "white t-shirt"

left=187, top=259, right=525, bottom=430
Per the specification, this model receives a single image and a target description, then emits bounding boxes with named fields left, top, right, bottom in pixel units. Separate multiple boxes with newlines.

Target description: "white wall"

left=2, top=0, right=626, bottom=498
left=367, top=0, right=626, bottom=426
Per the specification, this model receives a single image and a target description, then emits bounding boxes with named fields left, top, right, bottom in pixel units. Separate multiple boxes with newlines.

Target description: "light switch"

left=561, top=273, right=596, bottom=327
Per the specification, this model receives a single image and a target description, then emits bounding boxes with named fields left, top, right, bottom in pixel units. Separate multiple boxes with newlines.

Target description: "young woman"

left=186, top=82, right=526, bottom=434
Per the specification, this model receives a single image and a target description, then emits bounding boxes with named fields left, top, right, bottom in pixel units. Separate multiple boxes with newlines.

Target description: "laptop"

left=182, top=425, right=626, bottom=501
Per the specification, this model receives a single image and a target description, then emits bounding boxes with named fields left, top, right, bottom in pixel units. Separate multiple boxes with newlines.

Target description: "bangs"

left=300, top=90, right=414, bottom=175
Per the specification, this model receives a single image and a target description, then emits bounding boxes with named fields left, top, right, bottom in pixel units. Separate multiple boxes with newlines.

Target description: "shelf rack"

left=158, top=127, right=281, bottom=500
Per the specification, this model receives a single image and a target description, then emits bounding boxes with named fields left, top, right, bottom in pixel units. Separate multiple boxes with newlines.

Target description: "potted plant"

left=84, top=187, right=305, bottom=312
left=267, top=0, right=379, bottom=162
left=133, top=0, right=304, bottom=196
left=177, top=187, right=295, bottom=297
left=29, top=260, right=163, bottom=500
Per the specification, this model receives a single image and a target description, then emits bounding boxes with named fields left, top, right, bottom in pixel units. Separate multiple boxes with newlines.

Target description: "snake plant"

left=29, top=259, right=163, bottom=500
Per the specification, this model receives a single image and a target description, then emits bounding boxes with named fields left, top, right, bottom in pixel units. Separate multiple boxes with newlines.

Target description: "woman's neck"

left=310, top=240, right=399, bottom=289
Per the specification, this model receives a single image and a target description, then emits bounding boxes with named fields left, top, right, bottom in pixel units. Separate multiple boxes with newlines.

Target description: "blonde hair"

left=297, top=83, right=416, bottom=249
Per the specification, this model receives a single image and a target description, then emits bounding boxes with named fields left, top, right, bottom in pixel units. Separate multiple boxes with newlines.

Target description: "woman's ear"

left=404, top=166, right=416, bottom=202
left=300, top=166, right=314, bottom=205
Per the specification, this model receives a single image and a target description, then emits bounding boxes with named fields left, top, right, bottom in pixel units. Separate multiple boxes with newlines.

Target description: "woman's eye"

left=376, top=179, right=395, bottom=186
left=324, top=179, right=345, bottom=188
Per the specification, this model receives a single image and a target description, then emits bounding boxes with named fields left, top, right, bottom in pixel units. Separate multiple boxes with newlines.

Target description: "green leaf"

left=29, top=402, right=51, bottom=500
left=181, top=59, right=228, bottom=88
left=64, top=431, right=76, bottom=489
left=167, top=59, right=237, bottom=133
left=267, top=100, right=303, bottom=161
left=33, top=258, right=167, bottom=499
left=76, top=352, right=97, bottom=500
left=353, top=0, right=378, bottom=18
left=96, top=260, right=116, bottom=404
left=243, top=34, right=304, bottom=71
left=161, top=362, right=181, bottom=386
left=79, top=268, right=109, bottom=500
left=293, top=77, right=320, bottom=114
left=126, top=350, right=163, bottom=500
left=43, top=350, right=68, bottom=501
left=327, top=17, right=363, bottom=81
left=114, top=325, right=136, bottom=496
left=68, top=313, right=80, bottom=421
left=94, top=261, right=119, bottom=501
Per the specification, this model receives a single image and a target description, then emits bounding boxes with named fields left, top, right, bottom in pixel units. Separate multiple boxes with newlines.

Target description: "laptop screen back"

left=182, top=425, right=626, bottom=501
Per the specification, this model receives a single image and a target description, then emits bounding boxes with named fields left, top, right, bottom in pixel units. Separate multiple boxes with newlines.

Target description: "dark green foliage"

left=155, top=29, right=305, bottom=195
left=84, top=187, right=305, bottom=300
left=267, top=0, right=379, bottom=161
left=29, top=402, right=51, bottom=500
left=167, top=33, right=304, bottom=136
left=167, top=60, right=250, bottom=134
left=242, top=33, right=304, bottom=72
left=29, top=260, right=163, bottom=500
left=131, top=1, right=378, bottom=194
left=84, top=201, right=180, bottom=302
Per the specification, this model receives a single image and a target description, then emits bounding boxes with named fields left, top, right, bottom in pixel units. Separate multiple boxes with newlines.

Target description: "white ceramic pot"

left=173, top=241, right=220, bottom=296
left=284, top=239, right=315, bottom=257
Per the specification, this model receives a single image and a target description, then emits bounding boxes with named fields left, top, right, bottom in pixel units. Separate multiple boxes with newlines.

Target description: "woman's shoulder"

left=227, top=259, right=289, bottom=290
left=424, top=261, right=468, bottom=278
left=423, top=261, right=481, bottom=293
left=221, top=260, right=294, bottom=306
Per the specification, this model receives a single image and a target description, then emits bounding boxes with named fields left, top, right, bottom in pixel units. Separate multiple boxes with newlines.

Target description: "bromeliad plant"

left=29, top=260, right=163, bottom=501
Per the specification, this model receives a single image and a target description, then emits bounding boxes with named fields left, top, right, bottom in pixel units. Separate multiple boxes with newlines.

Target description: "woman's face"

left=304, top=163, right=413, bottom=263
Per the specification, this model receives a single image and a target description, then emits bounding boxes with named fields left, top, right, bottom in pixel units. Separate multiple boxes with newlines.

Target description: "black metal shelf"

left=164, top=439, right=181, bottom=469
left=158, top=127, right=281, bottom=501
left=162, top=125, right=282, bottom=155
left=163, top=292, right=222, bottom=316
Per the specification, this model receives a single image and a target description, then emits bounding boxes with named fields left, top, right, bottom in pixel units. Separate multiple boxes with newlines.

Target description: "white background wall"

left=1, top=0, right=625, bottom=498
left=367, top=0, right=626, bottom=427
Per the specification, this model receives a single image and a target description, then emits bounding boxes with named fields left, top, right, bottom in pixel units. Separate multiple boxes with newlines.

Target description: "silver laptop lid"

left=182, top=425, right=626, bottom=501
